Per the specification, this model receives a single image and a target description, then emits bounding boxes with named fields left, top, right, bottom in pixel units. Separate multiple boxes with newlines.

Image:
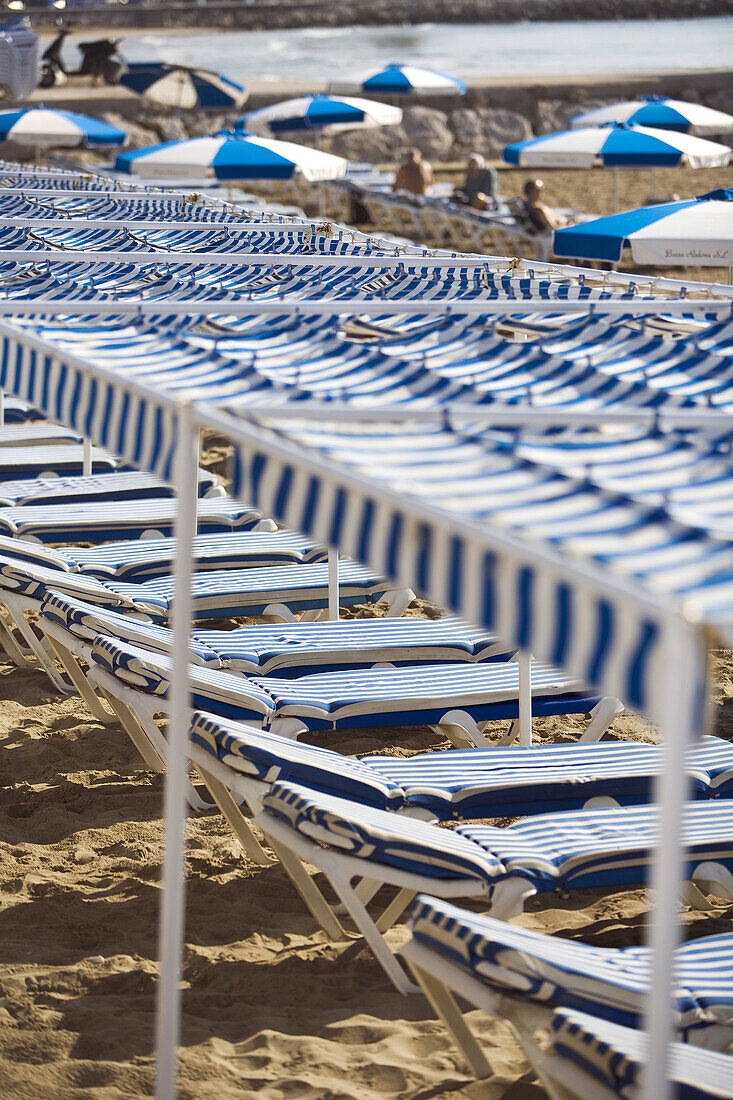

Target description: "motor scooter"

left=40, top=27, right=126, bottom=87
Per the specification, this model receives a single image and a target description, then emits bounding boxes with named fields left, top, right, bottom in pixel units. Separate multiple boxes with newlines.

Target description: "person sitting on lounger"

left=522, top=178, right=571, bottom=232
left=393, top=149, right=433, bottom=196
left=452, top=154, right=498, bottom=211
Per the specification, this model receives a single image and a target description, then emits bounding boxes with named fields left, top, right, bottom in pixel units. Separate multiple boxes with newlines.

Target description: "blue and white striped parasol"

left=0, top=107, right=125, bottom=147
left=553, top=188, right=733, bottom=271
left=115, top=131, right=347, bottom=181
left=571, top=97, right=733, bottom=136
left=329, top=64, right=466, bottom=97
left=504, top=123, right=731, bottom=168
left=120, top=62, right=247, bottom=110
left=239, top=94, right=402, bottom=135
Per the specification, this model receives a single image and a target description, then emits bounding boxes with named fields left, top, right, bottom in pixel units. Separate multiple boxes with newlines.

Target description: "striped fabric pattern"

left=262, top=780, right=504, bottom=885
left=408, top=895, right=733, bottom=1039
left=90, top=635, right=274, bottom=721
left=105, top=561, right=396, bottom=621
left=0, top=496, right=262, bottom=543
left=0, top=553, right=130, bottom=606
left=0, top=444, right=117, bottom=479
left=68, top=530, right=327, bottom=581
left=187, top=711, right=733, bottom=816
left=458, top=801, right=733, bottom=891
left=40, top=592, right=223, bottom=666
left=0, top=469, right=218, bottom=507
left=551, top=1008, right=733, bottom=1099
left=366, top=737, right=733, bottom=816
left=189, top=710, right=407, bottom=807
left=190, top=615, right=513, bottom=675
left=258, top=660, right=598, bottom=731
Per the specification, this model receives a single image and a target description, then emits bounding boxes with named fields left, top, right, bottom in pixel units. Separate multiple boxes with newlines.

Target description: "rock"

left=450, top=107, right=533, bottom=157
left=401, top=106, right=454, bottom=159
left=329, top=124, right=407, bottom=164
left=73, top=846, right=95, bottom=865
left=536, top=97, right=600, bottom=134
left=86, top=955, right=105, bottom=965
left=135, top=107, right=188, bottom=144
left=101, top=111, right=158, bottom=151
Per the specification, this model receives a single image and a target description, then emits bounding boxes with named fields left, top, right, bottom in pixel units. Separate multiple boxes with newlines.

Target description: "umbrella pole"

left=613, top=168, right=618, bottom=213
left=650, top=166, right=656, bottom=201
left=317, top=130, right=326, bottom=218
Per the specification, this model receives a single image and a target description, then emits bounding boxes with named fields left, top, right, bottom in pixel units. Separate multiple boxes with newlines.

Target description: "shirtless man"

left=522, top=178, right=570, bottom=231
left=393, top=148, right=433, bottom=196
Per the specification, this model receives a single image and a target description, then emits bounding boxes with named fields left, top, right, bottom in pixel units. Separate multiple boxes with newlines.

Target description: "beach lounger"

left=401, top=896, right=733, bottom=1073
left=0, top=423, right=81, bottom=447
left=86, top=635, right=613, bottom=748
left=0, top=469, right=221, bottom=507
left=537, top=1008, right=733, bottom=1100
left=0, top=555, right=405, bottom=690
left=253, top=784, right=733, bottom=992
left=0, top=497, right=270, bottom=543
left=0, top=395, right=43, bottom=423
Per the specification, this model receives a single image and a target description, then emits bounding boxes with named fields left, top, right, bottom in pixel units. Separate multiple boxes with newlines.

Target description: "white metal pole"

left=517, top=650, right=532, bottom=746
left=613, top=168, right=618, bottom=213
left=154, top=407, right=198, bottom=1100
left=328, top=547, right=339, bottom=621
left=643, top=619, right=697, bottom=1100
left=0, top=389, right=4, bottom=426
left=82, top=436, right=92, bottom=476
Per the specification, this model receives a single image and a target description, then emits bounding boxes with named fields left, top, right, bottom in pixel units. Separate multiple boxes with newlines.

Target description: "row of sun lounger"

left=2, top=398, right=732, bottom=1096
left=0, top=162, right=730, bottom=1097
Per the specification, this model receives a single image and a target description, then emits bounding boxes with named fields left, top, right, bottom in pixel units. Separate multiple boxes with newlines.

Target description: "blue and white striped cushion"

left=0, top=497, right=263, bottom=543
left=90, top=636, right=274, bottom=722
left=189, top=710, right=407, bottom=809
left=0, top=470, right=218, bottom=507
left=458, top=801, right=733, bottom=892
left=0, top=533, right=74, bottom=573
left=262, top=780, right=504, bottom=886
left=106, top=562, right=396, bottom=621
left=551, top=1008, right=733, bottom=1099
left=68, top=531, right=327, bottom=582
left=0, top=554, right=128, bottom=606
left=40, top=592, right=223, bottom=667
left=365, top=737, right=733, bottom=816
left=259, top=661, right=597, bottom=731
left=408, top=895, right=733, bottom=1039
left=191, top=616, right=512, bottom=676
left=0, top=423, right=80, bottom=446
left=1, top=445, right=117, bottom=479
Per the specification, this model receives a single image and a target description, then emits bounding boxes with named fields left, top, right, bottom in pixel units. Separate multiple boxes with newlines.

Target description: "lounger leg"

left=488, top=878, right=537, bottom=921
left=406, top=962, right=492, bottom=1077
left=43, top=633, right=117, bottom=725
left=95, top=685, right=168, bottom=772
left=375, top=888, right=417, bottom=932
left=194, top=764, right=275, bottom=867
left=0, top=612, right=35, bottom=668
left=265, top=835, right=349, bottom=943
left=3, top=603, right=75, bottom=693
left=579, top=696, right=624, bottom=741
left=333, top=876, right=382, bottom=915
left=321, top=867, right=420, bottom=994
left=437, top=711, right=494, bottom=750
left=382, top=588, right=415, bottom=618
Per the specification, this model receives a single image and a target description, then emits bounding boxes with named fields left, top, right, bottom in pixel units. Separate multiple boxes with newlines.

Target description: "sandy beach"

left=0, top=429, right=730, bottom=1099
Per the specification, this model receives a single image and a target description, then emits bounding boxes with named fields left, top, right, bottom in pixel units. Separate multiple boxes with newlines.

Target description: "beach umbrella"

left=120, top=62, right=247, bottom=110
left=115, top=131, right=347, bottom=181
left=504, top=123, right=731, bottom=169
left=329, top=64, right=466, bottom=97
left=504, top=122, right=731, bottom=210
left=0, top=107, right=125, bottom=147
left=571, top=96, right=733, bottom=136
left=553, top=188, right=733, bottom=278
left=239, top=94, right=402, bottom=135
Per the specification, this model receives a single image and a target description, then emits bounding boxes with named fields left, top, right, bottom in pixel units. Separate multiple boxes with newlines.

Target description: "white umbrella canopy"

left=571, top=97, right=733, bottom=137
left=329, top=64, right=466, bottom=97
left=240, top=94, right=403, bottom=136
left=504, top=123, right=731, bottom=169
left=553, top=188, right=733, bottom=271
left=115, top=131, right=348, bottom=182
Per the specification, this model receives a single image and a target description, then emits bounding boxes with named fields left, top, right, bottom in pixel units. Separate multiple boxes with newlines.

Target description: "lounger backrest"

left=262, top=780, right=506, bottom=886
left=40, top=591, right=223, bottom=667
left=0, top=533, right=73, bottom=572
left=407, top=894, right=733, bottom=1038
left=90, top=636, right=274, bottom=722
left=0, top=553, right=127, bottom=606
left=190, top=710, right=407, bottom=810
left=550, top=1008, right=733, bottom=1099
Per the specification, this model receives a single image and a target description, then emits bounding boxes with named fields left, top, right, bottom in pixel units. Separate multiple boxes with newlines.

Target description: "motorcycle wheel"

left=103, top=59, right=124, bottom=86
